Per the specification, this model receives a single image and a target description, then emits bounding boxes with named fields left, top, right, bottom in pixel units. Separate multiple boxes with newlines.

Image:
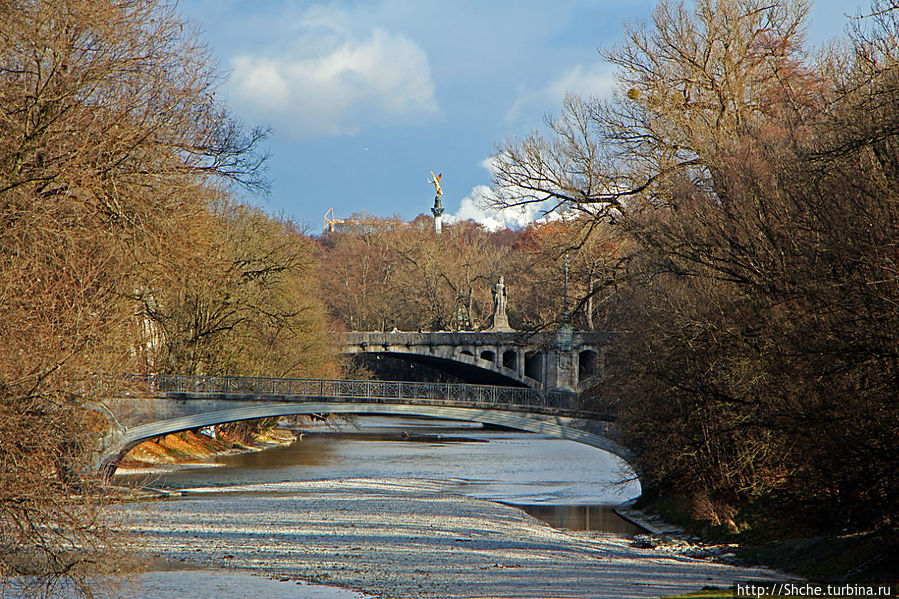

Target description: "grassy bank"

left=635, top=490, right=897, bottom=584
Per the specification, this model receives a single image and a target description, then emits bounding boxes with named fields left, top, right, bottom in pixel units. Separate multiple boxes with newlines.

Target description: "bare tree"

left=491, top=0, right=814, bottom=217
left=0, top=1, right=267, bottom=594
left=319, top=219, right=516, bottom=333
left=489, top=0, right=899, bottom=533
left=147, top=202, right=337, bottom=379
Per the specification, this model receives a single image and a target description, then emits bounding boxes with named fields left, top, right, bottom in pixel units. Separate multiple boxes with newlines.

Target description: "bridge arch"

left=579, top=349, right=599, bottom=380
left=99, top=402, right=637, bottom=483
left=343, top=331, right=606, bottom=392
left=348, top=347, right=541, bottom=388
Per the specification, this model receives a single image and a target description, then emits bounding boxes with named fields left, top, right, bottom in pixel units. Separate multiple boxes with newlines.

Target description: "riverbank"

left=630, top=491, right=898, bottom=584
left=115, top=426, right=298, bottom=473
left=117, top=477, right=794, bottom=599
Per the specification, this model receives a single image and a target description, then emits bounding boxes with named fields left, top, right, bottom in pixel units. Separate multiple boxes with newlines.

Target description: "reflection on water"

left=517, top=504, right=643, bottom=535
left=217, top=431, right=488, bottom=470
left=116, top=416, right=642, bottom=534
left=207, top=435, right=339, bottom=470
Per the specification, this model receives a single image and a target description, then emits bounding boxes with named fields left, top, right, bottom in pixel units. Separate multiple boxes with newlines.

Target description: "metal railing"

left=133, top=374, right=612, bottom=419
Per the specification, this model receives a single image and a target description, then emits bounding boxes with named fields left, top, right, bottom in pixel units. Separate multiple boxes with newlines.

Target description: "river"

left=119, top=416, right=643, bottom=528
left=102, top=416, right=787, bottom=598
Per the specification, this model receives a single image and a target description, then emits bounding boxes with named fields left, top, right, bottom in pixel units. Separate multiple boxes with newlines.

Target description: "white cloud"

left=445, top=158, right=562, bottom=231
left=229, top=25, right=439, bottom=139
left=231, top=58, right=290, bottom=110
left=505, top=62, right=616, bottom=125
left=548, top=63, right=616, bottom=101
left=445, top=188, right=562, bottom=231
left=444, top=188, right=524, bottom=231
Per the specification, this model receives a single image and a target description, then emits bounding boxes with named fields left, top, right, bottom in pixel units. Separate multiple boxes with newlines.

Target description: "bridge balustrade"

left=133, top=374, right=609, bottom=418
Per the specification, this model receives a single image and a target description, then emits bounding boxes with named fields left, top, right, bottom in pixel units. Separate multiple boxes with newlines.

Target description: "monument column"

left=428, top=171, right=444, bottom=234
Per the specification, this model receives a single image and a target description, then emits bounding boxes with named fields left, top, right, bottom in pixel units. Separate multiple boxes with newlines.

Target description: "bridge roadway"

left=96, top=375, right=635, bottom=476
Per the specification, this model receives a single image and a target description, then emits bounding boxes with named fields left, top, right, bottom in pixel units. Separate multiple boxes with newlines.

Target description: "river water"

left=106, top=415, right=643, bottom=597
left=117, top=416, right=642, bottom=530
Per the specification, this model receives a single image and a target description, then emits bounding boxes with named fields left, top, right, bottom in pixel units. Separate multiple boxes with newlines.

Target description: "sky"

left=177, top=0, right=865, bottom=234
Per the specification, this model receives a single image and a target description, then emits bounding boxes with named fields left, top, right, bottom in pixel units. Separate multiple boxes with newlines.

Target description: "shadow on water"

left=205, top=432, right=486, bottom=470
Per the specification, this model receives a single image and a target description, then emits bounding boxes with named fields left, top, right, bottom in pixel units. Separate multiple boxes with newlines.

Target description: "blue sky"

left=179, top=0, right=864, bottom=233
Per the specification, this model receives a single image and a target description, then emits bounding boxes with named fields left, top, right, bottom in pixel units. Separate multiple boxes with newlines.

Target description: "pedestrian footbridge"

left=95, top=375, right=633, bottom=478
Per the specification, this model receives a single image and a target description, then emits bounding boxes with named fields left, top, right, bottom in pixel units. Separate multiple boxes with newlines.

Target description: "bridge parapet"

left=344, top=330, right=602, bottom=347
left=133, top=374, right=610, bottom=419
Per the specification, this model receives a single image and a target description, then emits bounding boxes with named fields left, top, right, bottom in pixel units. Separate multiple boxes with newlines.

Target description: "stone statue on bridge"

left=488, top=276, right=513, bottom=331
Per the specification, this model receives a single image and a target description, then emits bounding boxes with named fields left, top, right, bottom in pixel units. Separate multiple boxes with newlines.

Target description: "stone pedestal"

left=487, top=276, right=512, bottom=332
left=431, top=196, right=444, bottom=234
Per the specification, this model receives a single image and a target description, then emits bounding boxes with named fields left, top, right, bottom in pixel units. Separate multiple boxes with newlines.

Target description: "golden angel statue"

left=428, top=171, right=443, bottom=197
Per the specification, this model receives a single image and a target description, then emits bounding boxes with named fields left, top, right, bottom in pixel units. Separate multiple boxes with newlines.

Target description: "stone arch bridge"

left=96, top=374, right=633, bottom=481
left=342, top=330, right=604, bottom=392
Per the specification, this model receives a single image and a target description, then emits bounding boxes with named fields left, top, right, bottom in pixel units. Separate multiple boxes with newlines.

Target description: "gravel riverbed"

left=120, top=477, right=791, bottom=599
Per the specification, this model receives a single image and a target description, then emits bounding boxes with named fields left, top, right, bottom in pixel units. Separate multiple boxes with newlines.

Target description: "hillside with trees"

left=317, top=214, right=621, bottom=335
left=319, top=217, right=520, bottom=332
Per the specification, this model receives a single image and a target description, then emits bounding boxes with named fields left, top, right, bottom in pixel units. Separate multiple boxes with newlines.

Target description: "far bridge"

left=342, top=330, right=604, bottom=392
left=96, top=374, right=632, bottom=479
